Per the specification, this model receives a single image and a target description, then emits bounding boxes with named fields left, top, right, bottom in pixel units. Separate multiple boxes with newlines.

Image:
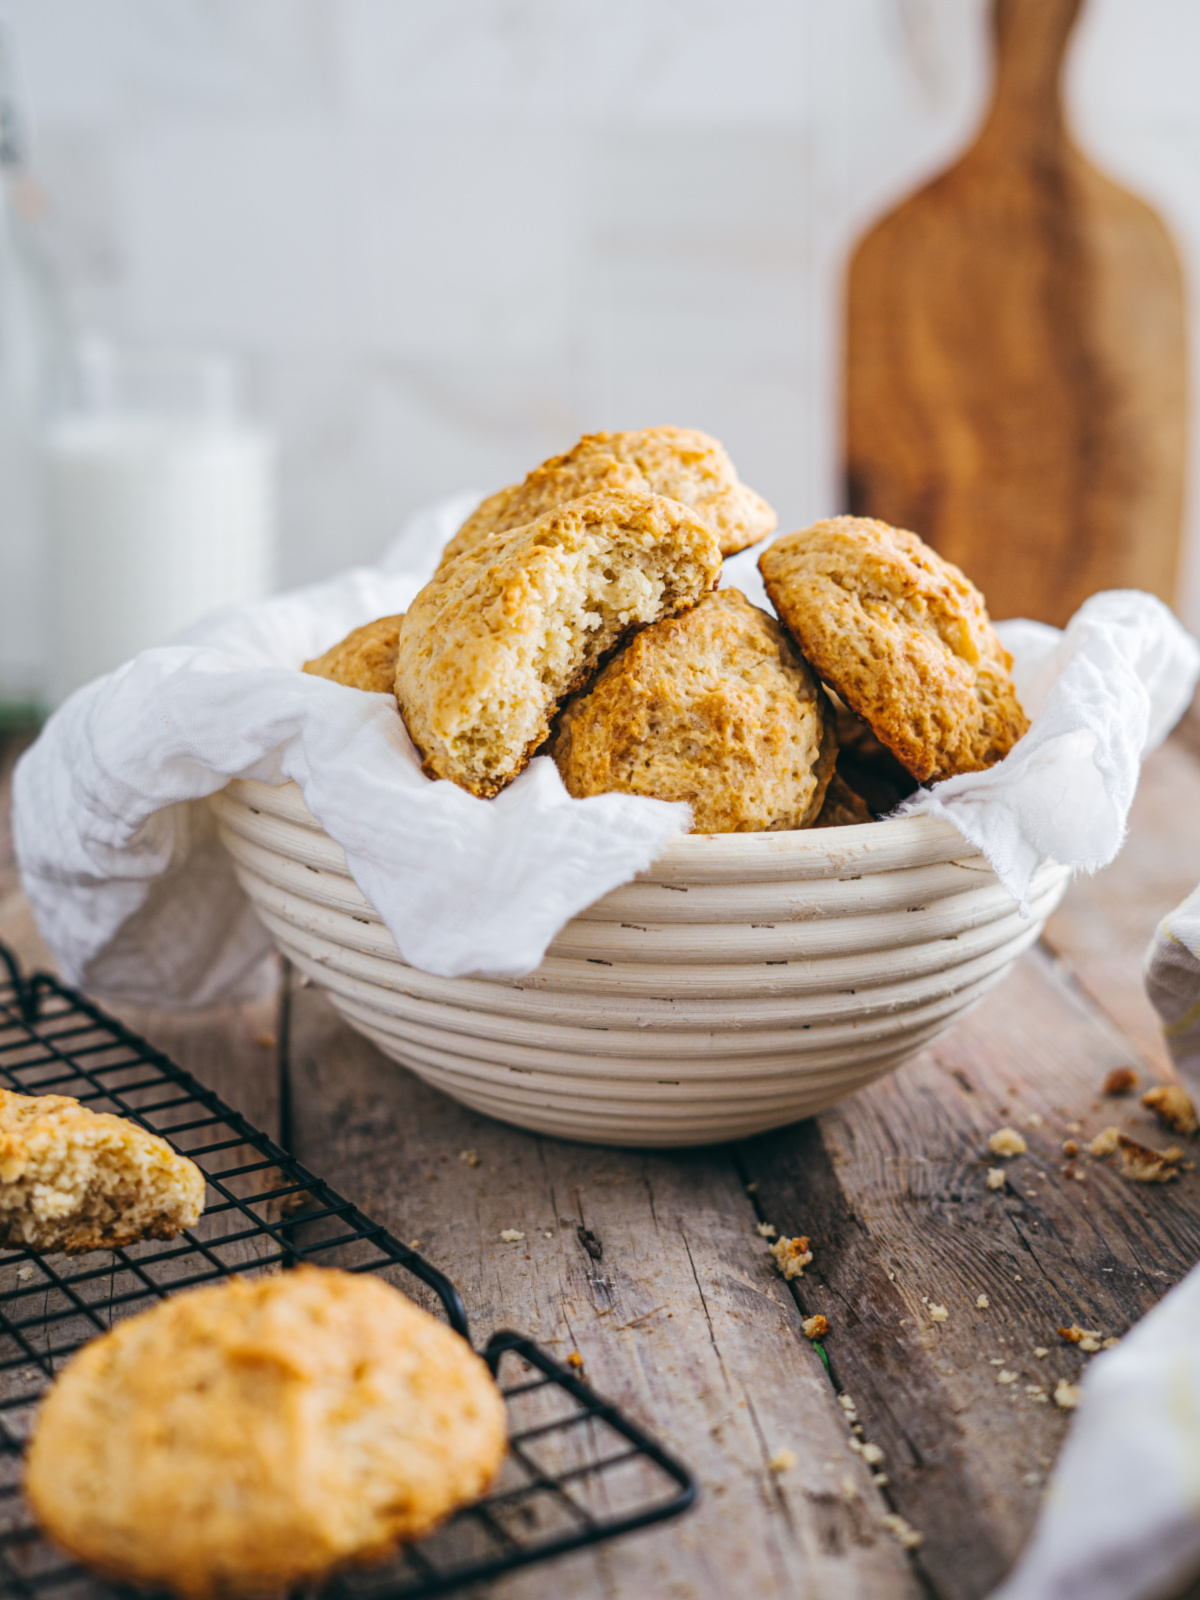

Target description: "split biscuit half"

left=396, top=488, right=722, bottom=798
left=439, top=425, right=775, bottom=571
left=759, top=516, right=1028, bottom=784
left=0, top=1088, right=205, bottom=1255
left=552, top=588, right=836, bottom=833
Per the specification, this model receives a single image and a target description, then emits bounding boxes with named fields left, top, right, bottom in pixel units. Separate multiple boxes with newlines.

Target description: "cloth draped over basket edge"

left=12, top=497, right=1199, bottom=1006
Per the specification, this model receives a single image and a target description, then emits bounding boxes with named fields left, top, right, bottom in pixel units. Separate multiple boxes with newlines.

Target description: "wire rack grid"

left=0, top=945, right=695, bottom=1599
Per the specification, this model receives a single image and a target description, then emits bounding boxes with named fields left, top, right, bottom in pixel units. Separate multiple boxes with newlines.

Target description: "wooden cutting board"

left=844, top=0, right=1187, bottom=627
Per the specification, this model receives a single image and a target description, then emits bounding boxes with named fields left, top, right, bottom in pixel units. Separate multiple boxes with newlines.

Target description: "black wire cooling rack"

left=0, top=943, right=695, bottom=1599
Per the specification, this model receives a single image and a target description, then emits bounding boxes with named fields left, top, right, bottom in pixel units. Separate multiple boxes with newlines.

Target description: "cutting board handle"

left=978, top=0, right=1083, bottom=156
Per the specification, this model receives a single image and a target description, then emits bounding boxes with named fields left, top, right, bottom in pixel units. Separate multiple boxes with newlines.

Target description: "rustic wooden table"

left=6, top=719, right=1200, bottom=1600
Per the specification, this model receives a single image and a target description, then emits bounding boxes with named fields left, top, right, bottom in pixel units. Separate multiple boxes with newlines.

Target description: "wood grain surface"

left=844, top=0, right=1187, bottom=627
left=4, top=724, right=1200, bottom=1599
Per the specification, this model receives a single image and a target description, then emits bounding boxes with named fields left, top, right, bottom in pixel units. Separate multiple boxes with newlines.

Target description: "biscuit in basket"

left=812, top=769, right=873, bottom=828
left=302, top=614, right=404, bottom=695
left=552, top=588, right=836, bottom=832
left=396, top=488, right=722, bottom=798
left=0, top=1089, right=205, bottom=1255
left=439, top=425, right=775, bottom=569
left=25, top=1266, right=507, bottom=1600
left=759, top=517, right=1028, bottom=784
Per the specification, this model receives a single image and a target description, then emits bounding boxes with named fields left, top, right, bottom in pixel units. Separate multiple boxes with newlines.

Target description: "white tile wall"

left=3, top=0, right=1199, bottom=627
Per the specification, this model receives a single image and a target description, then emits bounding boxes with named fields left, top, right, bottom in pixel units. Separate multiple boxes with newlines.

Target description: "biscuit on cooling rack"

left=396, top=488, right=721, bottom=798
left=302, top=614, right=404, bottom=695
left=759, top=517, right=1028, bottom=784
left=25, top=1266, right=507, bottom=1600
left=552, top=589, right=836, bottom=832
left=0, top=1089, right=204, bottom=1255
left=439, top=425, right=775, bottom=570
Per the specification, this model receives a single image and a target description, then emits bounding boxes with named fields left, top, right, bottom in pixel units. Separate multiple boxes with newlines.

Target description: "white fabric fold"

left=895, top=592, right=1200, bottom=912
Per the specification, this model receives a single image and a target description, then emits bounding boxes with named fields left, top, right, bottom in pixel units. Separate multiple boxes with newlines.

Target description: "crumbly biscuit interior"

left=426, top=520, right=715, bottom=793
left=0, top=1091, right=204, bottom=1254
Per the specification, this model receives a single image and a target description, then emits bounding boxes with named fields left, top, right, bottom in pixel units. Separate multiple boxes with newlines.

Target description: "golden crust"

left=759, top=517, right=1028, bottom=784
left=396, top=488, right=722, bottom=798
left=552, top=589, right=836, bottom=832
left=302, top=615, right=404, bottom=695
left=440, top=426, right=775, bottom=569
left=812, top=769, right=873, bottom=828
left=25, top=1267, right=507, bottom=1600
left=0, top=1089, right=205, bottom=1255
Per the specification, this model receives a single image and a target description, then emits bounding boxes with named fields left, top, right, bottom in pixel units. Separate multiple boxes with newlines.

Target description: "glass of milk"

left=44, top=339, right=277, bottom=702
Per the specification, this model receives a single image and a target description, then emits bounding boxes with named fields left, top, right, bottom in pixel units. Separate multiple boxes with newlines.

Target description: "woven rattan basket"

left=211, top=779, right=1069, bottom=1147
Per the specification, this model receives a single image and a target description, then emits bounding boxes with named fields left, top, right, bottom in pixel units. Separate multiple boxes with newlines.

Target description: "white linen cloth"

left=13, top=499, right=1199, bottom=1006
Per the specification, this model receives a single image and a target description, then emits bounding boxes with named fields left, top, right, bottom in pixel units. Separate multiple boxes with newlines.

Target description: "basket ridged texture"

left=210, top=780, right=1069, bottom=1147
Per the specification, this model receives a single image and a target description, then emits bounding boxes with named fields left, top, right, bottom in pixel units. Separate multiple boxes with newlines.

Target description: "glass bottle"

left=0, top=24, right=66, bottom=723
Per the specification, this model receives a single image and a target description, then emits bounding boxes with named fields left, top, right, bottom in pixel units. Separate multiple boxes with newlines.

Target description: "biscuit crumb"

left=988, top=1128, right=1027, bottom=1158
left=1027, top=1113, right=1045, bottom=1128
left=767, top=1448, right=796, bottom=1473
left=997, top=1370, right=1018, bottom=1385
left=882, top=1513, right=924, bottom=1549
left=1142, top=1085, right=1198, bottom=1138
left=1024, top=1385, right=1045, bottom=1397
left=16, top=1265, right=32, bottom=1283
left=848, top=1437, right=863, bottom=1454
left=459, top=1150, right=480, bottom=1167
left=408, top=1240, right=420, bottom=1250
left=1023, top=1471, right=1041, bottom=1487
left=1116, top=1135, right=1183, bottom=1184
left=757, top=1222, right=777, bottom=1238
left=1065, top=1121, right=1082, bottom=1134
left=1054, top=1380, right=1081, bottom=1410
left=838, top=1394, right=856, bottom=1411
left=802, top=1314, right=829, bottom=1340
left=1079, top=1336, right=1100, bottom=1353
left=1034, top=1347, right=1049, bottom=1359
left=770, top=1235, right=813, bottom=1280
left=861, top=1442, right=885, bottom=1465
left=1102, top=1336, right=1120, bottom=1349
left=976, top=1294, right=990, bottom=1308
left=989, top=1358, right=1005, bottom=1366
left=1062, top=1141, right=1079, bottom=1158
left=567, top=1351, right=584, bottom=1369
left=929, top=1304, right=949, bottom=1323
left=1088, top=1126, right=1120, bottom=1158
left=873, top=1472, right=889, bottom=1486
left=499, top=1229, right=526, bottom=1243
left=986, top=1167, right=1008, bottom=1191
left=1103, top=1067, right=1139, bottom=1096
left=255, top=1031, right=277, bottom=1051
left=1057, top=1325, right=1099, bottom=1345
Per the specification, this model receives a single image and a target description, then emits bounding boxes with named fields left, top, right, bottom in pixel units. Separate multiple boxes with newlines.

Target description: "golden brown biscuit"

left=302, top=614, right=404, bottom=694
left=26, top=1267, right=507, bottom=1600
left=759, top=517, right=1028, bottom=784
left=812, top=770, right=873, bottom=828
left=396, top=488, right=722, bottom=798
left=0, top=1089, right=204, bottom=1255
left=440, top=426, right=775, bottom=569
left=552, top=589, right=835, bottom=832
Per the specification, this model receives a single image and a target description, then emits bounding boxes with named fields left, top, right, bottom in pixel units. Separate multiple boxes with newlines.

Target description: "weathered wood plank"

left=287, top=978, right=922, bottom=1600
left=1042, top=730, right=1200, bottom=1079
left=741, top=943, right=1200, bottom=1600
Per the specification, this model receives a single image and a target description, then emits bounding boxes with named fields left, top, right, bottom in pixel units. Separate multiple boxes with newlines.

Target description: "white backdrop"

left=4, top=0, right=1200, bottom=622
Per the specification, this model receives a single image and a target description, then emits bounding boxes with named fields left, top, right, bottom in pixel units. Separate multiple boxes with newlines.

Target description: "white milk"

left=45, top=413, right=276, bottom=702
